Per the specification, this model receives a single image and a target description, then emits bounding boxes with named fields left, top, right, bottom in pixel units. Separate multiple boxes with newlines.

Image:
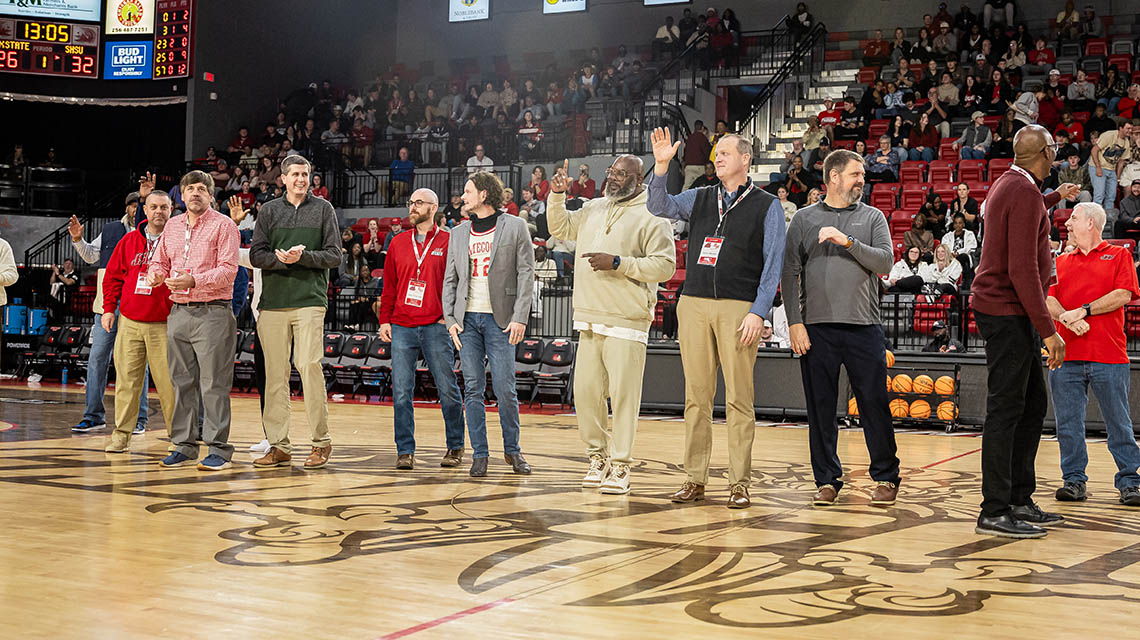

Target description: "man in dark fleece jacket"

left=971, top=124, right=1081, bottom=540
left=249, top=155, right=343, bottom=471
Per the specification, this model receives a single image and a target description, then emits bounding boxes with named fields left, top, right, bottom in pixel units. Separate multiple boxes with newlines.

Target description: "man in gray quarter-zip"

left=647, top=127, right=786, bottom=510
left=781, top=149, right=902, bottom=508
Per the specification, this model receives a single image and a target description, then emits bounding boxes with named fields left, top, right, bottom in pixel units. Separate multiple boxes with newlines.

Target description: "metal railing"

left=741, top=20, right=828, bottom=143
left=331, top=163, right=522, bottom=209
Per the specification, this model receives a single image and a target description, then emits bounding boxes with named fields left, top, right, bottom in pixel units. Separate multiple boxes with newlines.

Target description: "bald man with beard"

left=547, top=156, right=676, bottom=495
left=971, top=125, right=1082, bottom=539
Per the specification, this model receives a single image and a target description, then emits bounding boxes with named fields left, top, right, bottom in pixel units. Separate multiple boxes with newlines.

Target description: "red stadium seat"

left=938, top=141, right=958, bottom=163
left=833, top=140, right=856, bottom=150
left=967, top=181, right=991, bottom=203
left=913, top=297, right=953, bottom=334
left=1107, top=238, right=1136, bottom=253
left=1126, top=302, right=1140, bottom=339
left=982, top=115, right=1001, bottom=132
left=900, top=161, right=927, bottom=183
left=1108, top=53, right=1133, bottom=73
left=858, top=66, right=880, bottom=85
left=900, top=184, right=930, bottom=210
left=1085, top=38, right=1108, bottom=57
left=1086, top=71, right=1102, bottom=85
left=1072, top=110, right=1090, bottom=123
left=989, top=158, right=1013, bottom=181
left=932, top=183, right=957, bottom=202
left=868, top=119, right=890, bottom=138
left=871, top=186, right=898, bottom=211
left=928, top=160, right=955, bottom=183
left=958, top=159, right=986, bottom=182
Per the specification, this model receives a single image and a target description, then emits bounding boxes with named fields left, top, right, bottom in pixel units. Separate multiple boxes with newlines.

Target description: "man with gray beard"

left=781, top=149, right=901, bottom=508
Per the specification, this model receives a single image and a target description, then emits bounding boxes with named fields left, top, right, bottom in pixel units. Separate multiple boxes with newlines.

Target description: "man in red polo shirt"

left=817, top=98, right=842, bottom=142
left=378, top=187, right=465, bottom=470
left=1047, top=202, right=1140, bottom=507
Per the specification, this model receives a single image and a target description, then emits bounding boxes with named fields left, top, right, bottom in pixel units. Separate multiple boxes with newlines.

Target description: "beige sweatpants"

left=574, top=329, right=648, bottom=465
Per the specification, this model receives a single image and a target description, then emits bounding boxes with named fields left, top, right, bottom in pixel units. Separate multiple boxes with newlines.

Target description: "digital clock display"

left=0, top=18, right=99, bottom=78
left=152, top=0, right=191, bottom=79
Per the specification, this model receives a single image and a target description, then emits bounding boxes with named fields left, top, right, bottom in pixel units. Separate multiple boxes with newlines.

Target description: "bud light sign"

left=104, top=40, right=153, bottom=79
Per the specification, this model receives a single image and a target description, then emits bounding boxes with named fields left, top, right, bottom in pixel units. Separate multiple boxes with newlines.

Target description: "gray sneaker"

left=1055, top=481, right=1087, bottom=501
left=1120, top=486, right=1140, bottom=506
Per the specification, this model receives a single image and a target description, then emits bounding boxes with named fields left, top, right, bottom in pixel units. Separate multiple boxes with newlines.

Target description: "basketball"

left=891, top=374, right=913, bottom=393
left=885, top=349, right=895, bottom=368
left=937, top=401, right=959, bottom=420
left=847, top=397, right=859, bottom=416
left=913, top=375, right=934, bottom=394
left=909, top=399, right=931, bottom=418
left=886, top=375, right=892, bottom=392
left=934, top=376, right=955, bottom=395
left=889, top=398, right=910, bottom=417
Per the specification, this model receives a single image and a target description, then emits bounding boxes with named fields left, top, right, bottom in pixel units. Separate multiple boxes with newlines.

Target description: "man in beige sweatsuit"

left=547, top=155, right=676, bottom=495
left=0, top=233, right=18, bottom=371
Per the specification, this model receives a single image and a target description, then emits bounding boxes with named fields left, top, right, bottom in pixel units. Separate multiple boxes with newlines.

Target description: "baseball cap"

left=819, top=136, right=831, bottom=146
left=940, top=21, right=949, bottom=28
left=763, top=319, right=773, bottom=328
left=1133, top=179, right=1140, bottom=186
left=125, top=191, right=140, bottom=205
left=976, top=53, right=986, bottom=60
left=1049, top=68, right=1060, bottom=75
left=932, top=321, right=947, bottom=330
left=971, top=110, right=985, bottom=120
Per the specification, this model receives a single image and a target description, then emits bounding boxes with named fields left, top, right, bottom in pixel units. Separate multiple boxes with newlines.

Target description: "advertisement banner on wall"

left=449, top=0, right=489, bottom=22
left=0, top=0, right=101, bottom=21
left=543, top=0, right=585, bottom=14
left=104, top=40, right=153, bottom=78
left=105, top=0, right=156, bottom=34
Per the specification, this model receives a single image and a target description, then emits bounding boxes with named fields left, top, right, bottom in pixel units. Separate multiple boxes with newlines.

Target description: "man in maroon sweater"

left=378, top=188, right=466, bottom=470
left=971, top=124, right=1081, bottom=539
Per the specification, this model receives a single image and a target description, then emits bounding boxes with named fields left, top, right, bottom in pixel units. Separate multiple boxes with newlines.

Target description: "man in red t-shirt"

left=817, top=98, right=841, bottom=142
left=378, top=187, right=465, bottom=470
left=1047, top=202, right=1140, bottom=507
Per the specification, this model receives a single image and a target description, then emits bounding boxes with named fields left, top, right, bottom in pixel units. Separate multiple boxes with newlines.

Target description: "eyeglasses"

left=408, top=199, right=435, bottom=208
left=1040, top=142, right=1061, bottom=155
left=605, top=167, right=632, bottom=179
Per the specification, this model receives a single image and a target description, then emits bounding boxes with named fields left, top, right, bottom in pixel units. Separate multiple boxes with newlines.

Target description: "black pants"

left=888, top=275, right=924, bottom=293
left=800, top=323, right=901, bottom=490
left=975, top=312, right=1047, bottom=517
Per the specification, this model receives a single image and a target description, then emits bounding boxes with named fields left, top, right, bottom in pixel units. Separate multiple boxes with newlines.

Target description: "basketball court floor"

left=2, top=382, right=1139, bottom=638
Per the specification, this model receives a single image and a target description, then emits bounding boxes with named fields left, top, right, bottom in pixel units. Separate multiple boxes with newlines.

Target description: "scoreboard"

left=152, top=0, right=192, bottom=79
left=0, top=18, right=100, bottom=78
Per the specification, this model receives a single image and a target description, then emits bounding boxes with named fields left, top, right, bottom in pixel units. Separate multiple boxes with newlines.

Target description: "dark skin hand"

left=581, top=252, right=616, bottom=271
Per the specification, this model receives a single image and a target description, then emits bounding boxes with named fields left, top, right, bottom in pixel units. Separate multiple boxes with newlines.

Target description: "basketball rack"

left=846, top=361, right=963, bottom=433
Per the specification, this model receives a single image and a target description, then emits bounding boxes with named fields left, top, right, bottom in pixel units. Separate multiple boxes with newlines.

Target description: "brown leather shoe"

left=871, top=481, right=898, bottom=506
left=670, top=481, right=705, bottom=503
left=440, top=448, right=464, bottom=467
left=813, top=484, right=839, bottom=506
left=396, top=453, right=414, bottom=470
left=253, top=447, right=291, bottom=468
left=303, top=445, right=331, bottom=470
left=727, top=483, right=751, bottom=509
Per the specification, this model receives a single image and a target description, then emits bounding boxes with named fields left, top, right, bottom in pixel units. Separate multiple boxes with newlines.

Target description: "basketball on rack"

left=885, top=349, right=895, bottom=368
left=890, top=398, right=910, bottom=417
left=848, top=397, right=859, bottom=416
left=913, top=374, right=934, bottom=394
left=891, top=374, right=913, bottom=393
left=909, top=399, right=931, bottom=418
left=937, top=401, right=958, bottom=420
left=934, top=376, right=955, bottom=395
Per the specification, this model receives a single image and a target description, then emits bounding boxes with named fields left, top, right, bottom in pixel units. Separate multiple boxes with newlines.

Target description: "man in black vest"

left=68, top=174, right=155, bottom=435
left=647, top=127, right=787, bottom=509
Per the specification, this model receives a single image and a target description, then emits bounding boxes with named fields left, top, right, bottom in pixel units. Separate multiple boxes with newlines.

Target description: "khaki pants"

left=676, top=296, right=758, bottom=486
left=574, top=330, right=647, bottom=465
left=259, top=307, right=330, bottom=454
left=683, top=165, right=705, bottom=189
left=112, top=316, right=176, bottom=437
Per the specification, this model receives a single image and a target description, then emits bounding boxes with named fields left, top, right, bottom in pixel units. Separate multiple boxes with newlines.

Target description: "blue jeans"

left=458, top=312, right=521, bottom=459
left=552, top=251, right=573, bottom=277
left=959, top=146, right=987, bottom=160
left=1090, top=167, right=1118, bottom=210
left=1098, top=96, right=1122, bottom=115
left=84, top=312, right=148, bottom=426
left=1049, top=361, right=1140, bottom=490
left=391, top=322, right=465, bottom=455
left=908, top=147, right=935, bottom=162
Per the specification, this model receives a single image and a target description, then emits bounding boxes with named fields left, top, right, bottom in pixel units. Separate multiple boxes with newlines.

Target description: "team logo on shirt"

left=1101, top=254, right=1115, bottom=260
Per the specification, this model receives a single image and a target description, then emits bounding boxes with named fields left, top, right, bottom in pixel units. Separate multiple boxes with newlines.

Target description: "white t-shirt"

left=467, top=228, right=495, bottom=314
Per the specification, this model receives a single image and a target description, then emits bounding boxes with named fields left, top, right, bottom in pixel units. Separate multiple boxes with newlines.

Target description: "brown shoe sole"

left=670, top=494, right=705, bottom=503
left=253, top=459, right=291, bottom=468
left=871, top=496, right=897, bottom=506
left=304, top=459, right=329, bottom=470
left=727, top=500, right=751, bottom=509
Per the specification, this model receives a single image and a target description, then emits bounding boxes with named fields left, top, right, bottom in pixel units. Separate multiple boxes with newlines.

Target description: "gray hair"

left=717, top=133, right=753, bottom=158
left=1073, top=202, right=1106, bottom=233
left=281, top=154, right=311, bottom=174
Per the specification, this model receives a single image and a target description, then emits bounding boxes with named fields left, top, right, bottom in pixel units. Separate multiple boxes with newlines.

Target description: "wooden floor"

left=3, top=382, right=1140, bottom=638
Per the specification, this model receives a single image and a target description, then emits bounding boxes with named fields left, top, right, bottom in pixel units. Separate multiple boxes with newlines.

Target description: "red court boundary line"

left=377, top=598, right=515, bottom=639
left=922, top=447, right=983, bottom=469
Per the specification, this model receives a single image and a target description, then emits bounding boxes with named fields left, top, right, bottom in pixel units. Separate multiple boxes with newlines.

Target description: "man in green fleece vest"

left=249, top=155, right=343, bottom=470
left=547, top=156, right=676, bottom=495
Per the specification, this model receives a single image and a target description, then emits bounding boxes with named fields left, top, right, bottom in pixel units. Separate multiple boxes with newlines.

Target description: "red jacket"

left=972, top=166, right=1062, bottom=337
left=102, top=225, right=173, bottom=322
left=377, top=226, right=449, bottom=327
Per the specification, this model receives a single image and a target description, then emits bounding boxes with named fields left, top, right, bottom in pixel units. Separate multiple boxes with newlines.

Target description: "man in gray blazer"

left=443, top=171, right=536, bottom=477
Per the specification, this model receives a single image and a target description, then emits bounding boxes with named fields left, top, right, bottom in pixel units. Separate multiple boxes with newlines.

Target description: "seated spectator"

left=1097, top=66, right=1128, bottom=115
left=936, top=72, right=960, bottom=115
left=889, top=27, right=911, bottom=66
left=1024, top=37, right=1055, bottom=74
left=1055, top=0, right=1081, bottom=41
left=341, top=227, right=359, bottom=252
left=516, top=95, right=547, bottom=122
left=389, top=146, right=414, bottom=203
left=859, top=79, right=886, bottom=118
left=903, top=212, right=935, bottom=260
left=970, top=52, right=993, bottom=84
left=941, top=213, right=978, bottom=281
left=534, top=245, right=558, bottom=283
left=864, top=29, right=891, bottom=66
left=1056, top=149, right=1093, bottom=209
left=834, top=98, right=867, bottom=140
left=887, top=247, right=927, bottom=293
left=1116, top=180, right=1140, bottom=238
left=49, top=258, right=79, bottom=309
left=808, top=137, right=832, bottom=180
left=362, top=218, right=384, bottom=268
left=502, top=188, right=519, bottom=216
left=886, top=115, right=911, bottom=157
left=1011, top=88, right=1041, bottom=129
left=235, top=181, right=256, bottom=211
left=319, top=120, right=348, bottom=160
left=1085, top=103, right=1118, bottom=140
left=518, top=110, right=544, bottom=158
left=579, top=64, right=598, bottom=98
left=563, top=77, right=586, bottom=112
left=1117, top=84, right=1140, bottom=122
left=568, top=164, right=596, bottom=199
left=999, top=40, right=1025, bottom=70
left=916, top=59, right=941, bottom=97
left=519, top=186, right=544, bottom=233
left=1080, top=5, right=1104, bottom=39
left=991, top=108, right=1018, bottom=157
left=777, top=186, right=797, bottom=223
left=545, top=81, right=564, bottom=117
left=622, top=60, right=653, bottom=97
left=982, top=68, right=1013, bottom=115
left=933, top=21, right=957, bottom=56
left=961, top=24, right=984, bottom=64
left=382, top=219, right=402, bottom=253
left=238, top=145, right=261, bottom=172
left=1067, top=69, right=1097, bottom=112
left=527, top=166, right=551, bottom=201
left=933, top=3, right=953, bottom=29
left=1045, top=68, right=1068, bottom=96
left=259, top=122, right=282, bottom=152
left=423, top=87, right=443, bottom=123
left=910, top=27, right=934, bottom=64
left=1037, top=87, right=1065, bottom=132
left=224, top=165, right=247, bottom=195
left=442, top=194, right=465, bottom=227
left=955, top=2, right=978, bottom=36
left=691, top=161, right=721, bottom=189
left=923, top=244, right=965, bottom=296
left=228, top=126, right=254, bottom=154
left=788, top=2, right=813, bottom=41
left=866, top=135, right=902, bottom=183
left=922, top=320, right=965, bottom=352
left=654, top=15, right=681, bottom=59
left=466, top=144, right=494, bottom=174
left=949, top=182, right=979, bottom=231
left=476, top=82, right=499, bottom=119
left=548, top=234, right=576, bottom=277
left=350, top=117, right=374, bottom=167
left=876, top=82, right=905, bottom=119
left=921, top=193, right=949, bottom=230
left=801, top=115, right=824, bottom=150
left=895, top=58, right=916, bottom=92
left=818, top=98, right=841, bottom=140
left=783, top=156, right=814, bottom=204
left=983, top=0, right=1014, bottom=29
left=498, top=79, right=519, bottom=120
left=805, top=188, right=822, bottom=207
left=921, top=87, right=951, bottom=137
left=386, top=89, right=413, bottom=136
left=337, top=242, right=367, bottom=287
left=346, top=266, right=380, bottom=331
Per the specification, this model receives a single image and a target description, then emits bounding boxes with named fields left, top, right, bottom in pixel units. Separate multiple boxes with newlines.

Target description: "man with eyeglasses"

left=972, top=124, right=1082, bottom=538
left=547, top=156, right=676, bottom=495
left=146, top=170, right=240, bottom=471
left=647, top=127, right=787, bottom=509
left=466, top=144, right=494, bottom=175
left=249, top=155, right=343, bottom=471
left=378, top=188, right=466, bottom=470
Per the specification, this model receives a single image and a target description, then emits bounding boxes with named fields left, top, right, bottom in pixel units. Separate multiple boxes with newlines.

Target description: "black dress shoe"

left=975, top=513, right=1047, bottom=539
left=1011, top=502, right=1064, bottom=525
left=469, top=457, right=488, bottom=477
left=1055, top=482, right=1087, bottom=501
left=505, top=453, right=531, bottom=475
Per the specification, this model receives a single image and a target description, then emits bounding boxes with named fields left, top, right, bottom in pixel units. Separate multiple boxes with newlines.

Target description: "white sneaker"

left=599, top=463, right=631, bottom=495
left=249, top=439, right=271, bottom=454
left=27, top=373, right=42, bottom=383
left=582, top=455, right=608, bottom=488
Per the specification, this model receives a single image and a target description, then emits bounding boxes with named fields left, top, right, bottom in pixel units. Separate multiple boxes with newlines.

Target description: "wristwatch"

left=844, top=235, right=855, bottom=248
left=613, top=255, right=621, bottom=270
left=1082, top=303, right=1092, bottom=318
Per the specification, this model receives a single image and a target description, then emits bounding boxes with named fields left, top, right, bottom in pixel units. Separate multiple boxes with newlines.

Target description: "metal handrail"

left=740, top=21, right=829, bottom=133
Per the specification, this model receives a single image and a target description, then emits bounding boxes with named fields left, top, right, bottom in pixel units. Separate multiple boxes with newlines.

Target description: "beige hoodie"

left=547, top=189, right=675, bottom=332
left=0, top=237, right=17, bottom=306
